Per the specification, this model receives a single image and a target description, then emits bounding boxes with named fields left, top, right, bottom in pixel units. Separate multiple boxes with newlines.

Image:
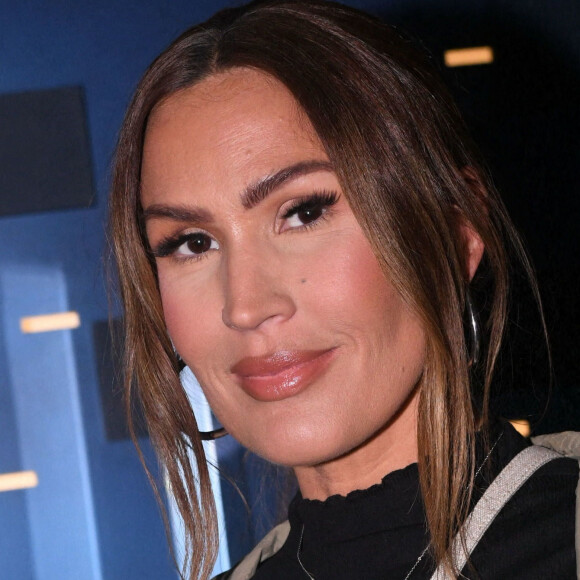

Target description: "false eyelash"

left=282, top=190, right=339, bottom=220
left=152, top=232, right=207, bottom=258
left=151, top=234, right=186, bottom=257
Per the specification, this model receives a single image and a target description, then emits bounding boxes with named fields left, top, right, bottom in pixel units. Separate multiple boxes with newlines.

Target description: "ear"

left=459, top=220, right=485, bottom=282
left=458, top=166, right=487, bottom=282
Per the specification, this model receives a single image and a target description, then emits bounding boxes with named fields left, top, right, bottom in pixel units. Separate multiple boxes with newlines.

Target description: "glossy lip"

left=231, top=348, right=336, bottom=402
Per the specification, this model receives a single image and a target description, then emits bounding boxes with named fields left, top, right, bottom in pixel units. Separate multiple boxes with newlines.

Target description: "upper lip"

left=231, top=349, right=332, bottom=377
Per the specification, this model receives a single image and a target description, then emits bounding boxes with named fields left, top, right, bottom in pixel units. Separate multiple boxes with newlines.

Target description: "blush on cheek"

left=317, top=234, right=393, bottom=311
left=158, top=284, right=183, bottom=338
left=158, top=283, right=210, bottom=356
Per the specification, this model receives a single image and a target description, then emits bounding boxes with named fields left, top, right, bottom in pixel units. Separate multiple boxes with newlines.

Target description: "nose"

left=221, top=246, right=296, bottom=331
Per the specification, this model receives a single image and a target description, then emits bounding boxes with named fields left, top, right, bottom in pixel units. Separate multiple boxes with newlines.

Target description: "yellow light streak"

left=20, top=311, right=80, bottom=334
left=444, top=46, right=494, bottom=67
left=0, top=471, right=39, bottom=493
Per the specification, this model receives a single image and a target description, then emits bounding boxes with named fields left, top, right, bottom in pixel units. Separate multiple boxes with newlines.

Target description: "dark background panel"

left=93, top=318, right=148, bottom=441
left=0, top=86, right=95, bottom=216
left=383, top=0, right=580, bottom=432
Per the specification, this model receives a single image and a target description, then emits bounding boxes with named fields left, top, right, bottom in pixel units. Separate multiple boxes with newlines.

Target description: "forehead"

left=148, top=67, right=308, bottom=129
left=141, top=68, right=327, bottom=207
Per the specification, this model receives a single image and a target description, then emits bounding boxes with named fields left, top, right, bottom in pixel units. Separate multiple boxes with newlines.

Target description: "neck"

left=294, top=389, right=419, bottom=500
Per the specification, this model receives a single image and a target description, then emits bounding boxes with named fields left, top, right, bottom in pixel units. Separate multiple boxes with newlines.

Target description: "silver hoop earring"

left=199, top=427, right=228, bottom=440
left=465, top=290, right=481, bottom=368
left=177, top=362, right=229, bottom=441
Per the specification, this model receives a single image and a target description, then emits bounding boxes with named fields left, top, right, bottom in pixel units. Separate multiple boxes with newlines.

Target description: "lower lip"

left=235, top=349, right=336, bottom=402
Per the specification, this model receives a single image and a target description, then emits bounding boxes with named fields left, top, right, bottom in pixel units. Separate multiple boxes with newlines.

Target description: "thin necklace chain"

left=296, top=432, right=504, bottom=580
left=297, top=524, right=316, bottom=580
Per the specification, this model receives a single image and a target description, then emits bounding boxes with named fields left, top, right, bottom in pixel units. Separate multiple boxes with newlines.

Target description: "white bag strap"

left=430, top=444, right=561, bottom=579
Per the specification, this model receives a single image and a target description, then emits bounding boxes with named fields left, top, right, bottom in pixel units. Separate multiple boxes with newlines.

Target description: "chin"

left=257, top=446, right=342, bottom=469
left=239, top=423, right=362, bottom=469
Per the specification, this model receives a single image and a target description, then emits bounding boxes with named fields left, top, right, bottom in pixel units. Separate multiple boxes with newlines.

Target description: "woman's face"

left=141, top=68, right=426, bottom=476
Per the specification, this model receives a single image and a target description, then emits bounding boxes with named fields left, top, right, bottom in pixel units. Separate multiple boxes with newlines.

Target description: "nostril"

left=221, top=304, right=253, bottom=331
left=222, top=290, right=296, bottom=331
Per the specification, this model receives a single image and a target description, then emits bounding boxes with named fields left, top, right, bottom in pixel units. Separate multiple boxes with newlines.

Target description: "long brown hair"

left=110, top=1, right=540, bottom=577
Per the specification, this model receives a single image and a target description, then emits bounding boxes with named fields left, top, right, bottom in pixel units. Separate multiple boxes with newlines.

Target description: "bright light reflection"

left=20, top=311, right=80, bottom=333
left=0, top=471, right=39, bottom=493
left=444, top=46, right=494, bottom=67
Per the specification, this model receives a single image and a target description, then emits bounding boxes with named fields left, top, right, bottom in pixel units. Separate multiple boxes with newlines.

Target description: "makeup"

left=231, top=349, right=336, bottom=402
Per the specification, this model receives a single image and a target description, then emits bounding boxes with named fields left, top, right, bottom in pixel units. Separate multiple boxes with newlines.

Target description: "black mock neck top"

left=251, top=422, right=578, bottom=579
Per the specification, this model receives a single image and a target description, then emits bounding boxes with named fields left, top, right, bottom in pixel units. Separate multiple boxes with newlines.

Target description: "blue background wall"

left=0, top=1, right=578, bottom=578
left=0, top=2, right=229, bottom=578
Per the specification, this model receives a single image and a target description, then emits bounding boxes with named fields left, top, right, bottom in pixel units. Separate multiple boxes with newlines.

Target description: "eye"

left=152, top=231, right=219, bottom=260
left=282, top=191, right=338, bottom=230
left=177, top=233, right=218, bottom=256
left=286, top=205, right=324, bottom=228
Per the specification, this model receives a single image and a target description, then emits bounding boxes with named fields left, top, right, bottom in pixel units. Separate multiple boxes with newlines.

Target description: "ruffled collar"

left=288, top=420, right=520, bottom=546
left=289, top=462, right=424, bottom=544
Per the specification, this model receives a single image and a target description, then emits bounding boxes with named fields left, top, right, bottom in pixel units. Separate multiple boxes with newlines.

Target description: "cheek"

left=157, top=269, right=222, bottom=357
left=303, top=231, right=395, bottom=325
left=308, top=231, right=426, bottom=392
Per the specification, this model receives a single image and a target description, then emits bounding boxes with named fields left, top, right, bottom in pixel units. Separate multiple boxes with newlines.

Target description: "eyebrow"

left=142, top=159, right=335, bottom=222
left=241, top=159, right=334, bottom=209
left=142, top=204, right=213, bottom=224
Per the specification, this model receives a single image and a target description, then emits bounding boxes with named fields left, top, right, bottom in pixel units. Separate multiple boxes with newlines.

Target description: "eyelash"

left=151, top=190, right=339, bottom=261
left=151, top=232, right=213, bottom=259
left=281, top=190, right=339, bottom=229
